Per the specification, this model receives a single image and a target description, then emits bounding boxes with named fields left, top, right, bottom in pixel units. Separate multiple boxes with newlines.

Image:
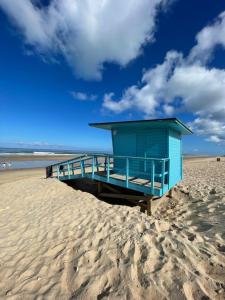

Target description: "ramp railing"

left=46, top=154, right=169, bottom=195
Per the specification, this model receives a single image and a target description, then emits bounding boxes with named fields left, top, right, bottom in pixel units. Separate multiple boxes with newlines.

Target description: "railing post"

left=161, top=160, right=165, bottom=194
left=104, top=156, right=107, bottom=172
left=107, top=156, right=110, bottom=182
left=150, top=160, right=155, bottom=195
left=67, top=163, right=71, bottom=179
left=126, top=157, right=129, bottom=188
left=92, top=156, right=95, bottom=179
left=96, top=157, right=99, bottom=172
left=82, top=160, right=85, bottom=175
left=57, top=165, right=60, bottom=179
left=80, top=160, right=84, bottom=177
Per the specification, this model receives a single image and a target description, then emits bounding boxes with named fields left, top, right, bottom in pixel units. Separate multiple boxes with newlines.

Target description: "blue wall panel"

left=112, top=127, right=182, bottom=188
left=112, top=128, right=168, bottom=180
left=113, top=130, right=136, bottom=172
left=168, top=129, right=182, bottom=187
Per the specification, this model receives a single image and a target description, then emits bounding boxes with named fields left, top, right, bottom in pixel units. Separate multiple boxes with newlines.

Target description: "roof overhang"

left=89, top=118, right=193, bottom=135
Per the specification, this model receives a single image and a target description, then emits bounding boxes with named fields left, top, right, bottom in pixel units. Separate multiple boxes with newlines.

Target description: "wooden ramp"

left=46, top=153, right=170, bottom=198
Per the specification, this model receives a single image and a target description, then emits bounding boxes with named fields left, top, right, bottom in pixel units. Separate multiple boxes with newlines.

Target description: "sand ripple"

left=0, top=159, right=225, bottom=299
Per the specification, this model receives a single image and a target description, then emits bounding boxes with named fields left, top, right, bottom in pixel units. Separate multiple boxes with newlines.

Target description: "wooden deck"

left=47, top=154, right=169, bottom=196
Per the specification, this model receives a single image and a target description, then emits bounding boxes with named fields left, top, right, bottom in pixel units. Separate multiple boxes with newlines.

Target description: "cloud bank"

left=103, top=11, right=225, bottom=142
left=0, top=0, right=171, bottom=79
left=70, top=91, right=97, bottom=101
left=189, top=11, right=225, bottom=63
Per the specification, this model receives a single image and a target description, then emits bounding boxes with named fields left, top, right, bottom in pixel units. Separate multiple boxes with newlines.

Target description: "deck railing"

left=48, top=153, right=169, bottom=195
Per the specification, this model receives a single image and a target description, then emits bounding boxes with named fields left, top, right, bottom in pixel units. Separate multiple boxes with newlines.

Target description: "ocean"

left=0, top=147, right=78, bottom=170
left=0, top=147, right=80, bottom=155
left=0, top=147, right=110, bottom=170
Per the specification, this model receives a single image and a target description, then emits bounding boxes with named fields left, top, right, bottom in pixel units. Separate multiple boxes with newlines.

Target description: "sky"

left=0, top=0, right=225, bottom=154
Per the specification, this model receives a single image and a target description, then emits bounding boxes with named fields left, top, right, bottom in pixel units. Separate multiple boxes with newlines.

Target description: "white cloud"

left=206, top=136, right=223, bottom=143
left=103, top=10, right=225, bottom=142
left=0, top=0, right=171, bottom=79
left=103, top=51, right=225, bottom=141
left=190, top=118, right=225, bottom=143
left=163, top=104, right=174, bottom=115
left=103, top=51, right=182, bottom=116
left=71, top=91, right=97, bottom=101
left=189, top=11, right=225, bottom=62
left=167, top=65, right=225, bottom=120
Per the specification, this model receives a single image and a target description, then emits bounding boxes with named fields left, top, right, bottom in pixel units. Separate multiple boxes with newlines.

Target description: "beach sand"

left=0, top=157, right=225, bottom=299
left=0, top=168, right=45, bottom=185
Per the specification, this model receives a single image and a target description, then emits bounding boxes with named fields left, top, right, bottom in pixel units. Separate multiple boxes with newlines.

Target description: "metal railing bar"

left=150, top=160, right=155, bottom=195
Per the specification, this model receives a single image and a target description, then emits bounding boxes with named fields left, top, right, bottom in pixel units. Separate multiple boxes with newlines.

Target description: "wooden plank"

left=99, top=192, right=149, bottom=201
left=99, top=192, right=149, bottom=210
left=97, top=182, right=102, bottom=195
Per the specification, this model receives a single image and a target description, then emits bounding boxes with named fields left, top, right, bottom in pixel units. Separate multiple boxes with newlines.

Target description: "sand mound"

left=0, top=159, right=225, bottom=299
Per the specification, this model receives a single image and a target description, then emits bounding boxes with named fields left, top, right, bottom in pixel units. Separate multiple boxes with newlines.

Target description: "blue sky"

left=0, top=0, right=225, bottom=154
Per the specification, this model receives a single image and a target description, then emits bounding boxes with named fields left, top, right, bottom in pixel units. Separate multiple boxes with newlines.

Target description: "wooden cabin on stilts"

left=46, top=118, right=192, bottom=215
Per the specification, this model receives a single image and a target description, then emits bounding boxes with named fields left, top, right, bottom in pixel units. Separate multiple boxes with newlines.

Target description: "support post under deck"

left=97, top=181, right=102, bottom=195
left=147, top=197, right=152, bottom=216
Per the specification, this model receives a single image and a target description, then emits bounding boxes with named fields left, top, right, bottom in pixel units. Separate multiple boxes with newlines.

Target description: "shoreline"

left=0, top=154, right=75, bottom=162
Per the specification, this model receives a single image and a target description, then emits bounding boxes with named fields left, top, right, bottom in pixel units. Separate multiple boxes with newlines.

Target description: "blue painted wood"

left=57, top=172, right=167, bottom=197
left=126, top=157, right=129, bottom=188
left=168, top=129, right=182, bottom=187
left=50, top=154, right=171, bottom=196
left=49, top=119, right=191, bottom=196
left=92, top=157, right=95, bottom=179
left=150, top=160, right=155, bottom=195
left=107, top=156, right=110, bottom=182
left=67, top=163, right=71, bottom=179
left=80, top=160, right=84, bottom=177
left=144, top=152, right=147, bottom=172
left=113, top=131, right=136, bottom=173
left=181, top=155, right=183, bottom=180
left=161, top=160, right=165, bottom=194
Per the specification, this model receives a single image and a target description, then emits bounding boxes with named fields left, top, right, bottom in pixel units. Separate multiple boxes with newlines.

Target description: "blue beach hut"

left=47, top=118, right=192, bottom=204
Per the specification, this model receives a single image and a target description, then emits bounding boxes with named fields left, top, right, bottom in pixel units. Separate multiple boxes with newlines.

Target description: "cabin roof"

left=89, top=118, right=193, bottom=135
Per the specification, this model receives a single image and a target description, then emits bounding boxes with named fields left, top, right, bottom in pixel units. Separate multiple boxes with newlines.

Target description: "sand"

left=0, top=157, right=225, bottom=299
left=0, top=168, right=45, bottom=185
